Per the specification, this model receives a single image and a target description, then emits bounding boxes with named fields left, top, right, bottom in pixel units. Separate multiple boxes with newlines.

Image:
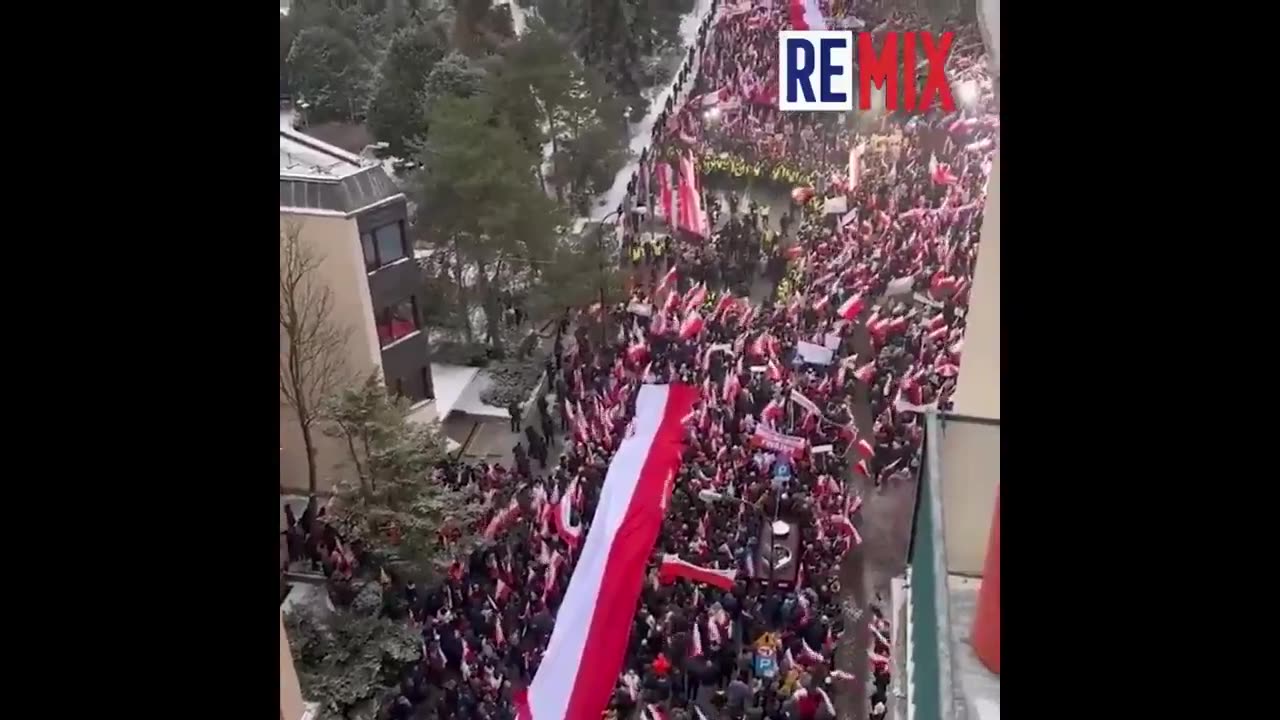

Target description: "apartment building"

left=280, top=128, right=435, bottom=494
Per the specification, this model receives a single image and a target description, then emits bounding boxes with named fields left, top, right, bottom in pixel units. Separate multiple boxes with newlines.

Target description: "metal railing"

left=905, top=411, right=961, bottom=720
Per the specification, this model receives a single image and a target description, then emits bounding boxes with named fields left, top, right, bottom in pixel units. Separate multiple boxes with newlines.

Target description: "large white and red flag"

left=657, top=162, right=677, bottom=225
left=788, top=0, right=827, bottom=30
left=676, top=153, right=709, bottom=238
left=658, top=554, right=738, bottom=591
left=516, top=384, right=697, bottom=720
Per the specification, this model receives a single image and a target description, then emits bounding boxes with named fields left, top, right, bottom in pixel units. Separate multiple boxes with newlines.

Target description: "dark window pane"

left=374, top=223, right=405, bottom=266
left=361, top=233, right=377, bottom=271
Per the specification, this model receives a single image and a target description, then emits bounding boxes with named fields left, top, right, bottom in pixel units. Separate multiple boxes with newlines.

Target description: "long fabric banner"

left=751, top=425, right=808, bottom=457
left=658, top=554, right=738, bottom=590
left=517, top=384, right=697, bottom=720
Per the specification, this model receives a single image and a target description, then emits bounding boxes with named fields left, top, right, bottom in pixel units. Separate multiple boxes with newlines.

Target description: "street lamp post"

left=699, top=488, right=779, bottom=588
left=595, top=208, right=624, bottom=349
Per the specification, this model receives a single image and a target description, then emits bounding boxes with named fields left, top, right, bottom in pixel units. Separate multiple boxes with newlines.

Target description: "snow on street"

left=587, top=0, right=714, bottom=221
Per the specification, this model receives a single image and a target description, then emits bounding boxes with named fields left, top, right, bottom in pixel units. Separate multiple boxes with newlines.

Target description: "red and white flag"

left=516, top=384, right=697, bottom=720
left=837, top=294, right=864, bottom=320
left=554, top=478, right=583, bottom=548
left=658, top=554, right=738, bottom=591
left=788, top=0, right=828, bottom=30
left=659, top=266, right=678, bottom=294
left=853, top=361, right=877, bottom=384
left=679, top=312, right=705, bottom=340
left=683, top=283, right=708, bottom=314
left=676, top=153, right=709, bottom=238
left=657, top=162, right=676, bottom=223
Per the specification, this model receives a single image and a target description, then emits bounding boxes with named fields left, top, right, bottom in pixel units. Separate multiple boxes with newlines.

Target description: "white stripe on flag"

left=520, top=384, right=697, bottom=720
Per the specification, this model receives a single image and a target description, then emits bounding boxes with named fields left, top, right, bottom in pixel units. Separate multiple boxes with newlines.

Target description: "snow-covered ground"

left=586, top=0, right=715, bottom=221
left=506, top=0, right=528, bottom=35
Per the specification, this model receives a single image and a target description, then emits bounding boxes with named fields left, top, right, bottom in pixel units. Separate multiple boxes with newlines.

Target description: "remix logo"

left=778, top=30, right=956, bottom=113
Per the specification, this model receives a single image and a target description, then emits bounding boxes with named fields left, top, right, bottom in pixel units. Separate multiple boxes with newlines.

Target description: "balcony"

left=894, top=412, right=1000, bottom=720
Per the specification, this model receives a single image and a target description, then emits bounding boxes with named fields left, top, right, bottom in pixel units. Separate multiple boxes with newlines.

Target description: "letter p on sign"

left=779, top=31, right=854, bottom=112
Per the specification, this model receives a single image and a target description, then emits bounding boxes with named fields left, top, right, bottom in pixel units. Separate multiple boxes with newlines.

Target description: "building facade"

left=280, top=129, right=435, bottom=494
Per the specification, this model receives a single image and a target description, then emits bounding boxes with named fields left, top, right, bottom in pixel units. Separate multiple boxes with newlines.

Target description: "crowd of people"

left=285, top=1, right=997, bottom=719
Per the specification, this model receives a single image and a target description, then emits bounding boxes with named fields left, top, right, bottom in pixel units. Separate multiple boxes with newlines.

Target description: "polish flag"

left=627, top=341, right=649, bottom=367
left=663, top=288, right=681, bottom=314
left=700, top=86, right=731, bottom=107
left=658, top=554, right=738, bottom=591
left=856, top=437, right=875, bottom=460
left=679, top=312, right=705, bottom=340
left=936, top=363, right=960, bottom=377
left=799, top=639, right=825, bottom=664
left=683, top=283, right=708, bottom=314
left=690, top=623, right=703, bottom=657
left=677, top=153, right=709, bottom=238
left=651, top=312, right=668, bottom=337
left=657, top=162, right=676, bottom=222
left=659, top=266, right=678, bottom=294
left=554, top=478, right=583, bottom=548
left=854, top=458, right=871, bottom=478
left=761, top=398, right=784, bottom=426
left=713, top=292, right=735, bottom=319
left=788, top=0, right=828, bottom=30
left=484, top=499, right=520, bottom=541
left=926, top=326, right=949, bottom=343
left=837, top=294, right=864, bottom=320
left=767, top=358, right=784, bottom=382
left=516, top=384, right=696, bottom=720
left=722, top=368, right=741, bottom=405
left=853, top=361, right=876, bottom=384
left=812, top=293, right=830, bottom=313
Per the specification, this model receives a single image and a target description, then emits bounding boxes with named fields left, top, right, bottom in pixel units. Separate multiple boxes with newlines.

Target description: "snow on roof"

left=432, top=363, right=482, bottom=419
left=280, top=128, right=370, bottom=180
left=451, top=369, right=512, bottom=419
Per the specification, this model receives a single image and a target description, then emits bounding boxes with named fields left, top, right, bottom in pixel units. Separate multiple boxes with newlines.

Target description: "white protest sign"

left=796, top=341, right=835, bottom=366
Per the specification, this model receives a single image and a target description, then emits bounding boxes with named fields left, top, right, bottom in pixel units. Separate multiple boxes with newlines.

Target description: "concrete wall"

left=950, top=150, right=999, bottom=421
left=280, top=213, right=383, bottom=495
left=281, top=610, right=307, bottom=720
left=938, top=417, right=1000, bottom=576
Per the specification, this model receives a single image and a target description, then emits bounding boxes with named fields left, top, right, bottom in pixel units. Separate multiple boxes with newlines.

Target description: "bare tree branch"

left=280, top=222, right=354, bottom=495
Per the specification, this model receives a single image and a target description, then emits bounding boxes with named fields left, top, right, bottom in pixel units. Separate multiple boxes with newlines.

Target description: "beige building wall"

left=280, top=213, right=384, bottom=495
left=951, top=150, right=1000, bottom=421
left=281, top=610, right=307, bottom=720
left=939, top=418, right=1000, bottom=576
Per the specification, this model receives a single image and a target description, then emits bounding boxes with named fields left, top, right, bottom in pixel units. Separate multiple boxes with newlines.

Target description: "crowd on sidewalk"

left=284, top=1, right=997, bottom=719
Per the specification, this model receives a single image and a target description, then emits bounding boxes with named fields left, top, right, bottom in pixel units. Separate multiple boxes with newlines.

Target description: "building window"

left=361, top=221, right=407, bottom=272
left=376, top=296, right=420, bottom=347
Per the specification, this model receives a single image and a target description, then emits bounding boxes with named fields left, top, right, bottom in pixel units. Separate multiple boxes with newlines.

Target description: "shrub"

left=479, top=356, right=546, bottom=408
